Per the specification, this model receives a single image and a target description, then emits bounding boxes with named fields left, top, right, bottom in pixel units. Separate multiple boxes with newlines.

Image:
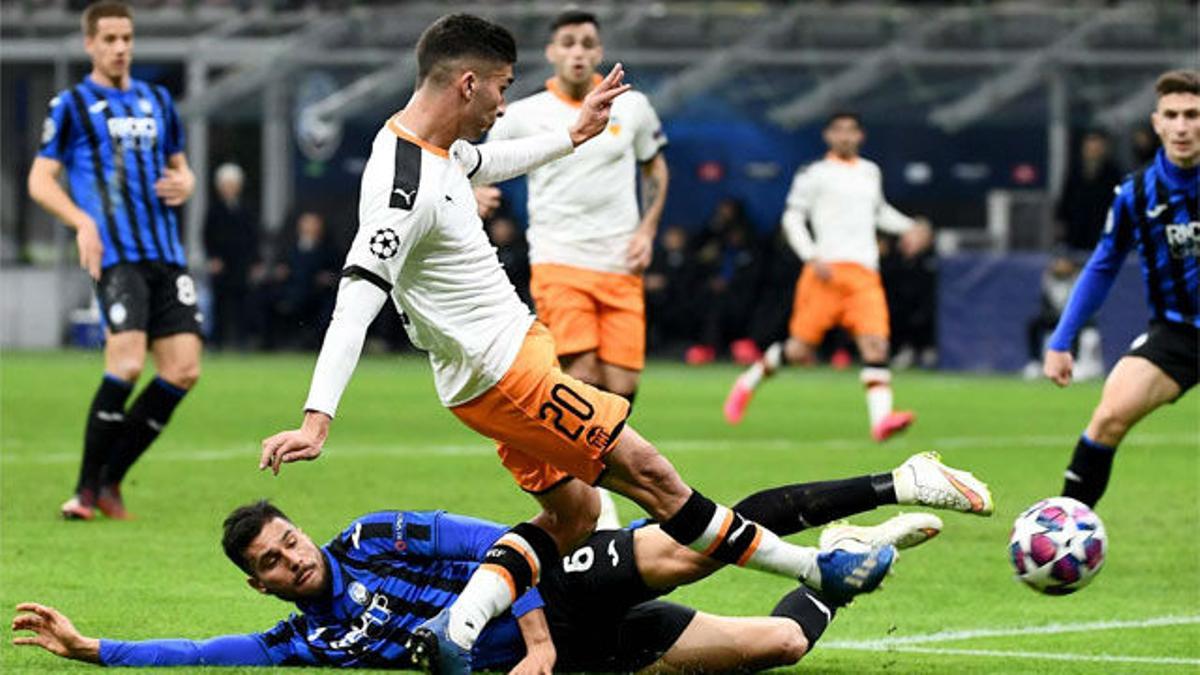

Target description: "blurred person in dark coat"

left=1056, top=131, right=1123, bottom=252
left=204, top=163, right=262, bottom=350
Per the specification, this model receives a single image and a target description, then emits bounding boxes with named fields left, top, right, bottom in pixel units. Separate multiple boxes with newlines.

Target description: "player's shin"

left=773, top=586, right=836, bottom=647
left=446, top=522, right=558, bottom=650
left=660, top=491, right=819, bottom=582
left=861, top=364, right=893, bottom=426
left=78, top=374, right=134, bottom=497
left=102, top=377, right=189, bottom=486
left=1061, top=434, right=1117, bottom=507
left=743, top=342, right=784, bottom=390
left=734, top=474, right=898, bottom=535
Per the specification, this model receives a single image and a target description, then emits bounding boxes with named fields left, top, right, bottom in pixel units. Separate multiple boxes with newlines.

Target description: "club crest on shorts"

left=108, top=302, right=127, bottom=326
left=369, top=228, right=400, bottom=260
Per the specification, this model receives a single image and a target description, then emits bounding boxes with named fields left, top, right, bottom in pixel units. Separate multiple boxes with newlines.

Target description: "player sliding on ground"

left=14, top=456, right=984, bottom=670
left=1043, top=69, right=1199, bottom=507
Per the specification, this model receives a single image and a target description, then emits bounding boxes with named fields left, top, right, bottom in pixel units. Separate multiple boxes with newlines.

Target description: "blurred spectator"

left=693, top=197, right=756, bottom=268
left=486, top=214, right=532, bottom=309
left=1022, top=255, right=1103, bottom=380
left=696, top=208, right=764, bottom=363
left=1130, top=124, right=1160, bottom=167
left=744, top=228, right=801, bottom=357
left=268, top=211, right=340, bottom=350
left=1055, top=130, right=1122, bottom=252
left=880, top=218, right=937, bottom=369
left=645, top=226, right=706, bottom=354
left=203, top=162, right=262, bottom=350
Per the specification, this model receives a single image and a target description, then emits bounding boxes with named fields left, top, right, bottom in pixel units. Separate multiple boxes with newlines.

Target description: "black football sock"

left=1061, top=434, right=1117, bottom=507
left=773, top=585, right=837, bottom=642
left=734, top=474, right=897, bottom=536
left=76, top=374, right=135, bottom=498
left=102, top=377, right=188, bottom=486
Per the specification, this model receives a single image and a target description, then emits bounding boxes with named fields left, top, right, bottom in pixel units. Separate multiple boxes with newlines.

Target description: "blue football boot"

left=407, top=608, right=472, bottom=675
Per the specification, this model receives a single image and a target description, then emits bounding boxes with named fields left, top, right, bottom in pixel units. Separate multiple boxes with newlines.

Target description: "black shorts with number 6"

left=96, top=262, right=203, bottom=339
left=539, top=528, right=696, bottom=672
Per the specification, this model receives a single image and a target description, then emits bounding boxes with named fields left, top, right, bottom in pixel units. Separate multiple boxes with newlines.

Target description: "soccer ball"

left=1008, top=497, right=1107, bottom=595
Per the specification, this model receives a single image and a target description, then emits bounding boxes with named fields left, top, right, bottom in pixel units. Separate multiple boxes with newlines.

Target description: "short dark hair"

left=82, top=1, right=133, bottom=37
left=222, top=500, right=289, bottom=575
left=416, top=14, right=517, bottom=85
left=1156, top=70, right=1200, bottom=98
left=826, top=110, right=862, bottom=129
left=550, top=9, right=599, bottom=34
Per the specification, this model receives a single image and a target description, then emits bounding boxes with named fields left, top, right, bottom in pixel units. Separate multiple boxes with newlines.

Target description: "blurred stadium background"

left=1, top=0, right=1197, bottom=369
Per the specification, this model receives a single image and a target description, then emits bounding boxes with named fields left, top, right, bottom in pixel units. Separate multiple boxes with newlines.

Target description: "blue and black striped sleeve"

left=396, top=510, right=508, bottom=561
left=37, top=91, right=74, bottom=163
left=1048, top=183, right=1135, bottom=351
left=99, top=634, right=277, bottom=666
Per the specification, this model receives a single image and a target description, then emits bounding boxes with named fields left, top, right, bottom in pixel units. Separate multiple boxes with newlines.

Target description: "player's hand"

left=11, top=603, right=101, bottom=663
left=508, top=644, right=556, bottom=675
left=568, top=63, right=632, bottom=147
left=260, top=412, right=330, bottom=475
left=74, top=219, right=103, bottom=281
left=626, top=227, right=654, bottom=273
left=474, top=185, right=502, bottom=220
left=1043, top=349, right=1074, bottom=387
left=811, top=260, right=833, bottom=282
left=154, top=167, right=195, bottom=207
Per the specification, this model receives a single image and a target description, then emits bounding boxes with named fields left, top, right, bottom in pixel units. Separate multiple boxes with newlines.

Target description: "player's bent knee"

left=1089, top=406, right=1130, bottom=445
left=107, top=358, right=144, bottom=383
left=774, top=623, right=810, bottom=665
left=161, top=362, right=201, bottom=389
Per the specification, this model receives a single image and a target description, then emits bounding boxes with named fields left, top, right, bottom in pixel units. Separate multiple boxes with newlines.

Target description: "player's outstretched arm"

left=13, top=603, right=281, bottom=667
left=260, top=276, right=388, bottom=474
left=12, top=603, right=100, bottom=663
left=463, top=64, right=632, bottom=186
left=568, top=63, right=631, bottom=146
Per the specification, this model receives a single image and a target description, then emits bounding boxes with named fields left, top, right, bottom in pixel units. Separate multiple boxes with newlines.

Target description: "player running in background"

left=724, top=111, right=928, bottom=442
left=1044, top=70, right=1199, bottom=507
left=27, top=0, right=200, bottom=521
left=16, top=447, right=987, bottom=671
left=257, top=15, right=992, bottom=674
left=487, top=9, right=669, bottom=527
left=488, top=9, right=669, bottom=410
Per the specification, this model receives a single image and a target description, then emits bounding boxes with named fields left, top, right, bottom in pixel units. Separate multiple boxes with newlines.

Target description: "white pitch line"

left=824, top=614, right=1200, bottom=649
left=1, top=432, right=1196, bottom=465
left=824, top=645, right=1200, bottom=667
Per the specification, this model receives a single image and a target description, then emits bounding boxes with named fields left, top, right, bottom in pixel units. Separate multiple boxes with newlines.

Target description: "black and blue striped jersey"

left=38, top=76, right=186, bottom=269
left=1050, top=149, right=1199, bottom=349
left=98, top=511, right=536, bottom=668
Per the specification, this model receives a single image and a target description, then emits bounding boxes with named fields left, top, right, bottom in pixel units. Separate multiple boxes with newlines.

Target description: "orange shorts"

left=529, top=263, right=646, bottom=371
left=451, top=322, right=631, bottom=493
left=789, top=262, right=890, bottom=345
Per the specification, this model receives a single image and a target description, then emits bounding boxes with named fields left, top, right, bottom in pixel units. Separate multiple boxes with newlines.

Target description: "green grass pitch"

left=2, top=351, right=1197, bottom=673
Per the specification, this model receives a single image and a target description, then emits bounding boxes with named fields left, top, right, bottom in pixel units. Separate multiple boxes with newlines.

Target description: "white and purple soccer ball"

left=1008, top=497, right=1107, bottom=595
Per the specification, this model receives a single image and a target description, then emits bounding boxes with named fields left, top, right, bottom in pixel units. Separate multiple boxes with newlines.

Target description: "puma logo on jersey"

left=1146, top=204, right=1169, bottom=219
left=391, top=187, right=416, bottom=208
left=1165, top=221, right=1200, bottom=258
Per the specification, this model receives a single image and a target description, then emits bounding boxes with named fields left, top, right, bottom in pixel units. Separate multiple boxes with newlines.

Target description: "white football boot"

left=820, top=512, right=943, bottom=551
left=893, top=451, right=994, bottom=516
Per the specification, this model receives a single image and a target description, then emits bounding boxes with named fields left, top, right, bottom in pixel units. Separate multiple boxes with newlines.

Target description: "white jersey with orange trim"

left=489, top=78, right=667, bottom=274
left=321, top=116, right=574, bottom=408
left=781, top=154, right=914, bottom=271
